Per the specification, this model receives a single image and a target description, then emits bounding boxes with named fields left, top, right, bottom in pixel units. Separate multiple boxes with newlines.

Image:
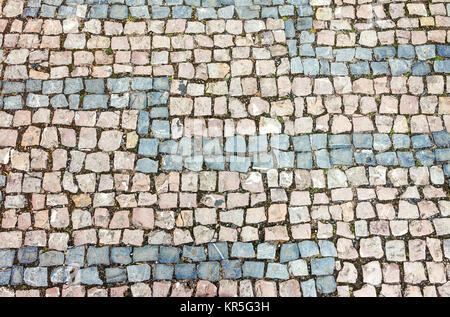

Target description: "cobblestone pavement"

left=0, top=0, right=449, bottom=298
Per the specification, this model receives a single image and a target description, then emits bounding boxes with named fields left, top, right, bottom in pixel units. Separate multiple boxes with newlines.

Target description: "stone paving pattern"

left=0, top=0, right=449, bottom=297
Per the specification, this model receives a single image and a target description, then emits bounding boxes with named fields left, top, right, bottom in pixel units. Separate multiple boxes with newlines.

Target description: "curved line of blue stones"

left=20, top=0, right=450, bottom=75
left=2, top=76, right=450, bottom=174
left=1, top=241, right=338, bottom=295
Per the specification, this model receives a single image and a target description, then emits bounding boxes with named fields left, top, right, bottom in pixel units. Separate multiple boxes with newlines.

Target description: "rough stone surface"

left=0, top=0, right=448, bottom=298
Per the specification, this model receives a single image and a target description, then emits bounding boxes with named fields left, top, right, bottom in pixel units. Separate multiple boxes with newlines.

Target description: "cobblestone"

left=0, top=0, right=448, bottom=298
